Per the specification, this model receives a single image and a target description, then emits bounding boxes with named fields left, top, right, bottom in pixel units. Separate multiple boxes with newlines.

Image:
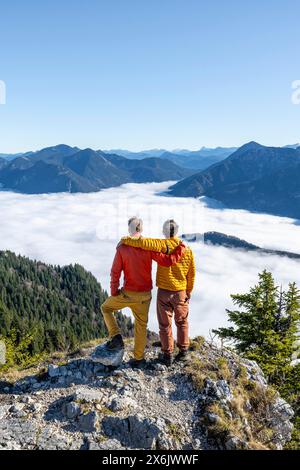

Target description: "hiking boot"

left=158, top=353, right=173, bottom=367
left=174, top=350, right=189, bottom=363
left=128, top=358, right=147, bottom=369
left=106, top=334, right=124, bottom=351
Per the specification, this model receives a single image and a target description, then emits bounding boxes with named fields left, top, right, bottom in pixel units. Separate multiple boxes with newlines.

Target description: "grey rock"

left=57, top=376, right=67, bottom=385
left=206, top=412, right=219, bottom=424
left=108, top=396, right=138, bottom=412
left=0, top=418, right=37, bottom=448
left=216, top=380, right=232, bottom=400
left=37, top=427, right=71, bottom=450
left=62, top=401, right=81, bottom=420
left=13, top=410, right=27, bottom=418
left=78, top=411, right=99, bottom=432
left=108, top=398, right=123, bottom=412
left=157, top=385, right=169, bottom=397
left=48, top=364, right=60, bottom=378
left=74, top=371, right=83, bottom=380
left=269, top=397, right=294, bottom=448
left=91, top=343, right=124, bottom=367
left=29, top=403, right=42, bottom=413
left=225, top=435, right=248, bottom=450
left=93, top=363, right=106, bottom=375
left=69, top=439, right=85, bottom=450
left=59, top=366, right=68, bottom=376
left=154, top=363, right=167, bottom=372
left=102, top=414, right=161, bottom=449
left=0, top=405, right=10, bottom=420
left=9, top=404, right=24, bottom=413
left=73, top=387, right=103, bottom=404
left=20, top=396, right=34, bottom=404
left=89, top=438, right=125, bottom=450
left=272, top=397, right=294, bottom=420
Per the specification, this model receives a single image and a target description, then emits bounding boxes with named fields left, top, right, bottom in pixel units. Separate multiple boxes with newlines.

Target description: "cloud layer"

left=1, top=181, right=300, bottom=338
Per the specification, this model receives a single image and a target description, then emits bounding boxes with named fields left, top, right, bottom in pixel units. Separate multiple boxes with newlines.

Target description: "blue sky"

left=0, top=0, right=299, bottom=152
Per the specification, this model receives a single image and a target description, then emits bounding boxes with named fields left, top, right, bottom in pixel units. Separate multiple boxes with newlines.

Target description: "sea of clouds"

left=1, top=181, right=300, bottom=338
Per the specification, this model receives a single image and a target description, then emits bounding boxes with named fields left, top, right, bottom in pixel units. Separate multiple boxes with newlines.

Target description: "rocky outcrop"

left=0, top=341, right=294, bottom=450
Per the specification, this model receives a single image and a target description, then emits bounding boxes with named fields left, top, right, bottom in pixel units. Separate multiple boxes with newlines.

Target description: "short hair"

left=128, top=217, right=143, bottom=236
left=163, top=219, right=179, bottom=238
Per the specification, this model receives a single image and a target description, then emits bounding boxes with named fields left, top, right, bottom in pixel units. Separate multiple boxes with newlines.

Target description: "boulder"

left=48, top=364, right=60, bottom=378
left=108, top=396, right=138, bottom=412
left=62, top=402, right=81, bottom=420
left=72, top=387, right=103, bottom=404
left=102, top=414, right=160, bottom=449
left=78, top=411, right=99, bottom=432
left=91, top=343, right=124, bottom=367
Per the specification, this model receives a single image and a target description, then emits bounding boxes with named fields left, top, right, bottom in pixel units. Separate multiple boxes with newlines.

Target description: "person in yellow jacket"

left=120, top=219, right=196, bottom=366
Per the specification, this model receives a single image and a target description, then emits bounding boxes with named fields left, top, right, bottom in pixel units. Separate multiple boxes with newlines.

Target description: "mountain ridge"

left=0, top=145, right=194, bottom=194
left=169, top=142, right=300, bottom=219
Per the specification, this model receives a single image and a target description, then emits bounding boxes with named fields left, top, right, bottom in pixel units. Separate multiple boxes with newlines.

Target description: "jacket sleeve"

left=151, top=243, right=185, bottom=266
left=121, top=236, right=168, bottom=253
left=186, top=251, right=196, bottom=293
left=110, top=249, right=123, bottom=296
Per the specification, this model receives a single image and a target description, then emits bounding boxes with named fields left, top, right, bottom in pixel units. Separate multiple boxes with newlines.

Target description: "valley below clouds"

left=1, top=181, right=300, bottom=337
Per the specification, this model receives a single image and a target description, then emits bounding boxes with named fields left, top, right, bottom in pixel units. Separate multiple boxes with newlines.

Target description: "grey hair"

left=128, top=217, right=143, bottom=236
left=162, top=219, right=179, bottom=238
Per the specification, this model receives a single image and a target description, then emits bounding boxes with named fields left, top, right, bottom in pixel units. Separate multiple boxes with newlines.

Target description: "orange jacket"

left=110, top=243, right=185, bottom=296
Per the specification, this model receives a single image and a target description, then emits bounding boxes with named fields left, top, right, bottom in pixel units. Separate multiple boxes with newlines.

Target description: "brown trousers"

left=157, top=288, right=189, bottom=355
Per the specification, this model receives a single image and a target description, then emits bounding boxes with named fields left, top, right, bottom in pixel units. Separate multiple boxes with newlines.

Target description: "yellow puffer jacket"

left=121, top=236, right=196, bottom=293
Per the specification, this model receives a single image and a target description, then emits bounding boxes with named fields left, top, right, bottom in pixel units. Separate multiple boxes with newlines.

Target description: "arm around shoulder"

left=121, top=236, right=168, bottom=253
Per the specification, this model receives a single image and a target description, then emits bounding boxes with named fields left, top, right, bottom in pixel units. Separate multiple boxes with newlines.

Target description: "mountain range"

left=104, top=146, right=237, bottom=170
left=170, top=142, right=300, bottom=219
left=0, top=145, right=195, bottom=194
left=2, top=142, right=300, bottom=220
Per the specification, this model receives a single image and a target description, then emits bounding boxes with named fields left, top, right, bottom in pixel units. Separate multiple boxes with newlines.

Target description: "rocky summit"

left=0, top=340, right=294, bottom=450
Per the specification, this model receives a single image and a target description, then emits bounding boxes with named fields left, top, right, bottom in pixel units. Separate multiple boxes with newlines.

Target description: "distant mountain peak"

left=238, top=141, right=262, bottom=150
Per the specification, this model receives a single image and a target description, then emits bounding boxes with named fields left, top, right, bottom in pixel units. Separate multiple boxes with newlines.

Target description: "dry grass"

left=216, top=357, right=232, bottom=382
left=189, top=336, right=205, bottom=351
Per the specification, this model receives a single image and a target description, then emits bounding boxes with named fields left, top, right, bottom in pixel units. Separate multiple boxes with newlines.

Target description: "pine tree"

left=213, top=270, right=300, bottom=448
left=213, top=270, right=300, bottom=383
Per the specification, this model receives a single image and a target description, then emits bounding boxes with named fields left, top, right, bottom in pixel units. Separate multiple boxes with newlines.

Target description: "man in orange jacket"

left=120, top=219, right=196, bottom=366
left=101, top=217, right=185, bottom=368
